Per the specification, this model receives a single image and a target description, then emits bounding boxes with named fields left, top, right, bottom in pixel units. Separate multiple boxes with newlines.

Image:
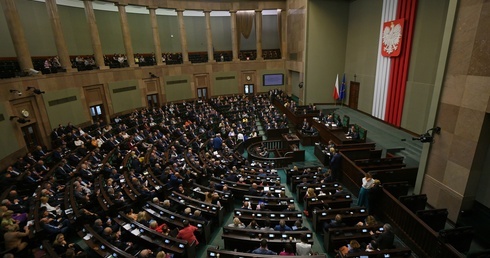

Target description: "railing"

left=246, top=140, right=295, bottom=168
left=378, top=188, right=465, bottom=258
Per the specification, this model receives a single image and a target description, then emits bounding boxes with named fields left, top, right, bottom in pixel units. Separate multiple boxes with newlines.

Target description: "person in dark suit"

left=329, top=149, right=341, bottom=181
left=323, top=214, right=346, bottom=231
left=370, top=223, right=395, bottom=250
left=248, top=183, right=262, bottom=196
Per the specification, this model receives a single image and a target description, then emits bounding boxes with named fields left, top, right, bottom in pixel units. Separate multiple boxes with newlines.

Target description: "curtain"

left=236, top=10, right=254, bottom=51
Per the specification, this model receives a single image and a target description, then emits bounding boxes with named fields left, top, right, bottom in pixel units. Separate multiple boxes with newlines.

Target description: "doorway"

left=21, top=124, right=40, bottom=151
left=244, top=84, right=254, bottom=95
left=89, top=105, right=105, bottom=124
left=197, top=87, right=208, bottom=99
left=147, top=94, right=159, bottom=109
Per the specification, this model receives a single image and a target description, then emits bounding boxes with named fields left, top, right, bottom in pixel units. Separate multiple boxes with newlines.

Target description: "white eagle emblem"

left=382, top=22, right=402, bottom=55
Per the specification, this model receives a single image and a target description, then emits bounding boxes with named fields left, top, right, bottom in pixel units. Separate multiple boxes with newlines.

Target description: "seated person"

left=228, top=217, right=246, bottom=228
left=4, top=224, right=30, bottom=254
left=357, top=215, right=378, bottom=227
left=274, top=219, right=292, bottom=231
left=348, top=240, right=362, bottom=253
left=323, top=214, right=345, bottom=230
left=279, top=243, right=295, bottom=256
left=346, top=125, right=359, bottom=140
left=293, top=220, right=308, bottom=231
left=52, top=233, right=85, bottom=256
left=259, top=148, right=269, bottom=157
left=247, top=220, right=259, bottom=230
left=252, top=239, right=277, bottom=255
left=149, top=220, right=170, bottom=235
left=369, top=223, right=395, bottom=250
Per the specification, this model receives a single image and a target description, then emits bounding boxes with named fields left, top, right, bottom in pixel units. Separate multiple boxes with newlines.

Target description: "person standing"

left=176, top=220, right=199, bottom=245
left=329, top=148, right=341, bottom=181
left=357, top=172, right=374, bottom=209
left=296, top=233, right=312, bottom=255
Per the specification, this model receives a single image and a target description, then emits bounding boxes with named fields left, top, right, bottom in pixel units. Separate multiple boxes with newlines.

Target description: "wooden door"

left=349, top=81, right=360, bottom=110
left=194, top=74, right=209, bottom=99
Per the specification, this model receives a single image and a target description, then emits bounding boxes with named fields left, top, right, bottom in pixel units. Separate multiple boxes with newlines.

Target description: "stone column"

left=0, top=0, right=34, bottom=71
left=204, top=10, right=215, bottom=63
left=280, top=9, right=288, bottom=60
left=116, top=3, right=136, bottom=67
left=255, top=10, right=263, bottom=61
left=176, top=9, right=189, bottom=64
left=148, top=6, right=163, bottom=66
left=230, top=10, right=239, bottom=62
left=45, top=0, right=74, bottom=72
left=82, top=0, right=108, bottom=69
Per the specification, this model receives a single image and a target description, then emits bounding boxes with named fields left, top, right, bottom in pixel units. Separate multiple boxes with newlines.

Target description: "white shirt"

left=237, top=133, right=244, bottom=141
left=296, top=242, right=312, bottom=255
left=362, top=177, right=375, bottom=189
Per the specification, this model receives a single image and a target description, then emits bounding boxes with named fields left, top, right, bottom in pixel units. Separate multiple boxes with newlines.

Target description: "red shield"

left=381, top=19, right=404, bottom=57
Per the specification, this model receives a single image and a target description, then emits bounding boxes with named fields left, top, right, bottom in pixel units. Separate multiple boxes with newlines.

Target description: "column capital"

left=176, top=9, right=185, bottom=13
left=255, top=9, right=263, bottom=13
left=114, top=3, right=128, bottom=7
left=203, top=10, right=212, bottom=14
left=147, top=6, right=158, bottom=10
left=229, top=10, right=237, bottom=14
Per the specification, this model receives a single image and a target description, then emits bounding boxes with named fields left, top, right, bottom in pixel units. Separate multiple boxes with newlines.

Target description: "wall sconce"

left=26, top=87, right=45, bottom=95
left=10, top=116, right=30, bottom=124
left=9, top=89, right=22, bottom=96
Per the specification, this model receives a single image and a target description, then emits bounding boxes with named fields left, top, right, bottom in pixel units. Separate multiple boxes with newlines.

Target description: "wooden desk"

left=305, top=194, right=352, bottom=213
left=296, top=183, right=340, bottom=203
left=311, top=207, right=369, bottom=232
left=296, top=131, right=320, bottom=146
left=79, top=225, right=134, bottom=258
left=115, top=211, right=193, bottom=258
left=243, top=195, right=295, bottom=211
left=144, top=203, right=212, bottom=244
left=282, top=133, right=300, bottom=146
left=324, top=225, right=381, bottom=252
left=222, top=226, right=314, bottom=253
left=233, top=209, right=303, bottom=227
left=312, top=120, right=356, bottom=145
left=206, top=247, right=327, bottom=258
left=338, top=247, right=412, bottom=258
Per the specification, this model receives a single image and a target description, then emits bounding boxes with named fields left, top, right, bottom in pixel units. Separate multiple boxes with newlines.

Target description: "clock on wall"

left=298, top=82, right=304, bottom=88
left=21, top=109, right=30, bottom=118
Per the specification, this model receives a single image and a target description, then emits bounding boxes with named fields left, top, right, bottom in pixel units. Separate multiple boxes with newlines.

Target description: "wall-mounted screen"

left=263, top=74, right=284, bottom=86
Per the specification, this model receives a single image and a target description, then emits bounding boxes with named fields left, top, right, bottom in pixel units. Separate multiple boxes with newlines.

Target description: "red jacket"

left=177, top=225, right=199, bottom=245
